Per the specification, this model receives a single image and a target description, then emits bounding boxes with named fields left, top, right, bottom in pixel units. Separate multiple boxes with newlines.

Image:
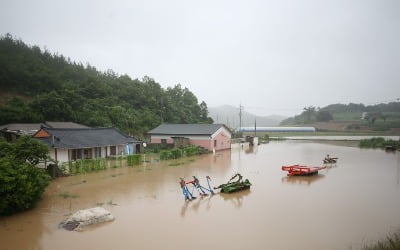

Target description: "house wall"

left=50, top=148, right=69, bottom=163
left=150, top=135, right=174, bottom=144
left=57, top=149, right=69, bottom=162
left=150, top=131, right=231, bottom=151
left=212, top=130, right=231, bottom=151
left=188, top=138, right=213, bottom=151
left=51, top=144, right=131, bottom=163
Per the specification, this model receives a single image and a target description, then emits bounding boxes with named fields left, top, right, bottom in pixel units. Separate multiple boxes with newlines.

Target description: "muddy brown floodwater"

left=1, top=141, right=400, bottom=250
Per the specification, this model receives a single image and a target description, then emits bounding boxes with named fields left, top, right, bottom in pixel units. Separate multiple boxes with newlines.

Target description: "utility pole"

left=239, top=104, right=243, bottom=131
left=254, top=118, right=257, bottom=137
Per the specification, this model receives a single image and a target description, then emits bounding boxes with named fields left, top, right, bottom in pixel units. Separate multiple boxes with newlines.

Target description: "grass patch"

left=362, top=230, right=400, bottom=250
left=127, top=154, right=142, bottom=166
left=168, top=162, right=184, bottom=167
left=59, top=192, right=79, bottom=199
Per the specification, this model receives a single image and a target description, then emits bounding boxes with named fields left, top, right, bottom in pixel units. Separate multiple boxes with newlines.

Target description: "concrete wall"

left=189, top=138, right=213, bottom=151
left=150, top=136, right=174, bottom=144
left=50, top=148, right=69, bottom=163
left=212, top=130, right=231, bottom=151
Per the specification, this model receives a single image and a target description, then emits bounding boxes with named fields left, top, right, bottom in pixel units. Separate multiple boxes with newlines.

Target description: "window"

left=161, top=139, right=167, bottom=144
left=83, top=149, right=91, bottom=159
left=77, top=149, right=82, bottom=159
left=214, top=140, right=217, bottom=147
left=94, top=147, right=101, bottom=158
left=71, top=149, right=77, bottom=161
left=110, top=146, right=116, bottom=155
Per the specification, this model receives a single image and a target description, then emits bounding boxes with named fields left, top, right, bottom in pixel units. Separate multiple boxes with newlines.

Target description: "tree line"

left=281, top=102, right=400, bottom=125
left=0, top=34, right=213, bottom=136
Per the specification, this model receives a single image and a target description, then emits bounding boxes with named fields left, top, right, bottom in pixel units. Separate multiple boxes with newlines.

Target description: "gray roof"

left=0, top=122, right=89, bottom=135
left=45, top=121, right=89, bottom=129
left=35, top=127, right=140, bottom=149
left=148, top=124, right=231, bottom=136
left=0, top=123, right=44, bottom=135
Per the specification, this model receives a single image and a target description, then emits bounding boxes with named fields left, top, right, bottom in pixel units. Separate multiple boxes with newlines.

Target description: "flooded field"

left=1, top=141, right=400, bottom=250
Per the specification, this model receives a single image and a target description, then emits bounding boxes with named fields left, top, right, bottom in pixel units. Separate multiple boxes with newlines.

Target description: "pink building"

left=148, top=124, right=232, bottom=151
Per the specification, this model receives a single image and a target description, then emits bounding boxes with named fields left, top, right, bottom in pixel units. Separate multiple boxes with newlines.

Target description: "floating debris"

left=59, top=207, right=114, bottom=231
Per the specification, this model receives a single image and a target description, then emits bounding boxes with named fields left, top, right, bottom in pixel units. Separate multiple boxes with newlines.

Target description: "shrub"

left=0, top=136, right=51, bottom=215
left=171, top=148, right=183, bottom=159
left=184, top=146, right=199, bottom=156
left=160, top=150, right=172, bottom=160
left=362, top=230, right=400, bottom=250
left=359, top=137, right=400, bottom=149
left=127, top=154, right=142, bottom=166
left=69, top=158, right=106, bottom=174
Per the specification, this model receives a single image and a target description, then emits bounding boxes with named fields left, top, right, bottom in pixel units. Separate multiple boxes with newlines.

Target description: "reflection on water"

left=1, top=141, right=400, bottom=250
left=220, top=189, right=251, bottom=207
left=281, top=135, right=400, bottom=141
left=180, top=195, right=214, bottom=217
left=281, top=174, right=326, bottom=186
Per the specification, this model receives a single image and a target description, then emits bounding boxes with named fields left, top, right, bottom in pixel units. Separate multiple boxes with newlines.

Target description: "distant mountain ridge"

left=208, top=105, right=287, bottom=129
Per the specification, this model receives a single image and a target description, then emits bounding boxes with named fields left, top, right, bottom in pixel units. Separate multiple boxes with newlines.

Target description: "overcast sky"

left=1, top=0, right=399, bottom=117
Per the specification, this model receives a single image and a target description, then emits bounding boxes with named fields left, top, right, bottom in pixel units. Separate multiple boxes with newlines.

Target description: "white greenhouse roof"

left=239, top=127, right=316, bottom=132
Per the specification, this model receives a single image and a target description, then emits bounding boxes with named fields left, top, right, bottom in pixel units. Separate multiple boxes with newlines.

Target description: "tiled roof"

left=44, top=121, right=89, bottom=129
left=0, top=123, right=44, bottom=135
left=148, top=124, right=230, bottom=136
left=35, top=127, right=140, bottom=149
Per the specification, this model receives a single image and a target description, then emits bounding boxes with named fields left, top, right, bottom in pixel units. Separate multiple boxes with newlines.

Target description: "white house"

left=33, top=127, right=141, bottom=163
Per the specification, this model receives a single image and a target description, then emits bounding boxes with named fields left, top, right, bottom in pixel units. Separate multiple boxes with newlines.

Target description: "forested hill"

left=0, top=34, right=213, bottom=136
left=280, top=102, right=400, bottom=131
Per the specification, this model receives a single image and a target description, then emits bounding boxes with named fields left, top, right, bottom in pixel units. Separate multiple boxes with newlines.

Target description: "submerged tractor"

left=214, top=173, right=252, bottom=193
left=179, top=174, right=252, bottom=200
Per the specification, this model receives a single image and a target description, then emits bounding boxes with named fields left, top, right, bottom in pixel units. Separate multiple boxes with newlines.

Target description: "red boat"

left=282, top=164, right=326, bottom=176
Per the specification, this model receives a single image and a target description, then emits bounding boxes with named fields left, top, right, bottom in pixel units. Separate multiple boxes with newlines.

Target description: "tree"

left=303, top=106, right=317, bottom=123
left=316, top=110, right=333, bottom=122
left=0, top=136, right=51, bottom=215
left=0, top=35, right=215, bottom=135
left=199, top=101, right=213, bottom=124
left=362, top=112, right=386, bottom=124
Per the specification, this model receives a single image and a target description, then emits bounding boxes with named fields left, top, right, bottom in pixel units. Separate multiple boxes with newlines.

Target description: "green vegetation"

left=280, top=103, right=400, bottom=132
left=127, top=154, right=142, bottom=166
left=0, top=136, right=51, bottom=215
left=0, top=34, right=213, bottom=137
left=69, top=158, right=107, bottom=174
left=59, top=192, right=79, bottom=199
left=144, top=143, right=172, bottom=153
left=160, top=146, right=200, bottom=160
left=262, top=134, right=270, bottom=141
left=168, top=162, right=185, bottom=167
left=359, top=137, right=400, bottom=150
left=362, top=230, right=400, bottom=250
